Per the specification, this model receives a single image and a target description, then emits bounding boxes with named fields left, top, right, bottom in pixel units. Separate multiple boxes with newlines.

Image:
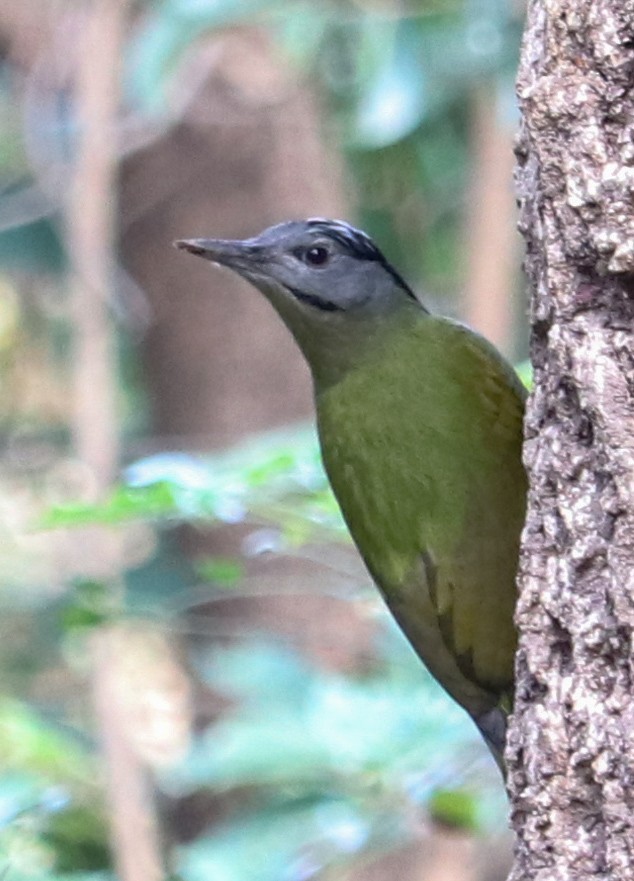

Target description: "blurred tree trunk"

left=508, top=0, right=634, bottom=876
left=67, top=2, right=163, bottom=880
left=463, top=84, right=519, bottom=355
left=119, top=28, right=347, bottom=450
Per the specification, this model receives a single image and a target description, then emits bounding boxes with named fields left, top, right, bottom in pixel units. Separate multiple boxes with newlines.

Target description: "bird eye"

left=301, top=245, right=330, bottom=267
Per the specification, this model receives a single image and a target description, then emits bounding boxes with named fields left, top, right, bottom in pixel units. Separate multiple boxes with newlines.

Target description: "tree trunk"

left=508, top=1, right=634, bottom=877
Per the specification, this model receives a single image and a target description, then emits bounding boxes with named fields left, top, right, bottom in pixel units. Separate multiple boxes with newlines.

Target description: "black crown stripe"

left=305, top=219, right=418, bottom=302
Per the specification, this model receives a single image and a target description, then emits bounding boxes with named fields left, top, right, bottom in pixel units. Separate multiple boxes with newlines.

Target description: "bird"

left=175, top=218, right=527, bottom=768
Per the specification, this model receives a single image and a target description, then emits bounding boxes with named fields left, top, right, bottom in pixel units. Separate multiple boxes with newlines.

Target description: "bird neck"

left=276, top=298, right=425, bottom=392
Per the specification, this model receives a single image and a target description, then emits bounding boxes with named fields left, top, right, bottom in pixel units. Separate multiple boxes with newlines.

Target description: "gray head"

left=175, top=218, right=424, bottom=384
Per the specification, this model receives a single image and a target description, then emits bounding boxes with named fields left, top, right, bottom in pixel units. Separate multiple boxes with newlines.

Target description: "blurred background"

left=0, top=1, right=527, bottom=879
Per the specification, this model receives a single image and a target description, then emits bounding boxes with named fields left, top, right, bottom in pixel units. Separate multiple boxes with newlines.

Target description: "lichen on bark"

left=509, top=0, right=634, bottom=878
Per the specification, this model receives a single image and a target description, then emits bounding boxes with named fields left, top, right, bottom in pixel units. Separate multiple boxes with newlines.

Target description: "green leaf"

left=515, top=359, right=532, bottom=389
left=195, top=557, right=244, bottom=588
left=43, top=805, right=110, bottom=872
left=0, top=700, right=96, bottom=782
left=40, top=482, right=178, bottom=528
left=72, top=580, right=109, bottom=607
left=428, top=788, right=478, bottom=831
left=60, top=605, right=108, bottom=633
left=244, top=451, right=297, bottom=487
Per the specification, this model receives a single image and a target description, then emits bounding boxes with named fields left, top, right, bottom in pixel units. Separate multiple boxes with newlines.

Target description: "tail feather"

left=473, top=706, right=507, bottom=775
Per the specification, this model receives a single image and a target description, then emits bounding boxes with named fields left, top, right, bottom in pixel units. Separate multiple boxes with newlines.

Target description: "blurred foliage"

left=126, top=0, right=522, bottom=297
left=0, top=0, right=523, bottom=878
left=0, top=0, right=523, bottom=296
left=167, top=635, right=502, bottom=881
left=0, top=699, right=111, bottom=880
left=1, top=425, right=508, bottom=880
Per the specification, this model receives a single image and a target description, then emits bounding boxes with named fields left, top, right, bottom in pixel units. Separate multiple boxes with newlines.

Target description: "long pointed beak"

left=174, top=237, right=258, bottom=274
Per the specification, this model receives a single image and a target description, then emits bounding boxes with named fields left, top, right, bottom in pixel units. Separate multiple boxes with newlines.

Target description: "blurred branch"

left=65, top=1, right=164, bottom=880
left=68, top=2, right=120, bottom=484
left=91, top=629, right=165, bottom=881
left=0, top=2, right=58, bottom=68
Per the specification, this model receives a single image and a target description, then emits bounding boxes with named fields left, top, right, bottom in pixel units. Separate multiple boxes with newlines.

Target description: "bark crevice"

left=510, top=1, right=634, bottom=877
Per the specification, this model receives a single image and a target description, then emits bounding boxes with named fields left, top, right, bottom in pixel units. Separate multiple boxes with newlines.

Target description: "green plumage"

left=176, top=218, right=527, bottom=766
left=316, top=312, right=526, bottom=729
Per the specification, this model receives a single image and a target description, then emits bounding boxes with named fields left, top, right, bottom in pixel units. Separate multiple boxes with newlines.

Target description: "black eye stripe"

left=286, top=286, right=343, bottom=312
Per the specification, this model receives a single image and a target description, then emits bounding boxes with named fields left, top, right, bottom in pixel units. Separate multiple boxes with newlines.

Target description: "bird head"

left=175, top=218, right=423, bottom=385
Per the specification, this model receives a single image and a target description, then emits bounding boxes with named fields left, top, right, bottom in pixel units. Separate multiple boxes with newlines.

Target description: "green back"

left=315, top=312, right=526, bottom=717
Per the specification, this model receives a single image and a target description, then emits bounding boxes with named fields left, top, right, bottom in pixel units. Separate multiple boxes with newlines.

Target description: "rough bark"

left=509, top=1, right=634, bottom=878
